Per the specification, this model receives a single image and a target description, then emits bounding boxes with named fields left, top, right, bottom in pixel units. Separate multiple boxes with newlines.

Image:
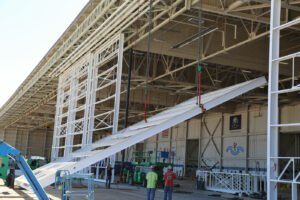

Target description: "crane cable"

left=144, top=0, right=153, bottom=123
left=197, top=0, right=205, bottom=111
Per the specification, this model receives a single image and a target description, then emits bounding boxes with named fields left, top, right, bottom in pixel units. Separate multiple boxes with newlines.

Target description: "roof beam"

left=232, top=3, right=270, bottom=12
left=225, top=0, right=249, bottom=13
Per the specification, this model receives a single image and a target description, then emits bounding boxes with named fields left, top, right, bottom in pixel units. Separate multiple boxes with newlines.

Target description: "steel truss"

left=51, top=34, right=124, bottom=177
left=1, top=0, right=281, bottom=129
left=268, top=1, right=300, bottom=199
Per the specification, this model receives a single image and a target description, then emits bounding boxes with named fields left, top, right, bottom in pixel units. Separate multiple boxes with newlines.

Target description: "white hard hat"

left=168, top=165, right=172, bottom=170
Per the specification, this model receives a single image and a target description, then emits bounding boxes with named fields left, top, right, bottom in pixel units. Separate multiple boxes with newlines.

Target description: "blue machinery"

left=0, top=141, right=49, bottom=200
left=55, top=170, right=94, bottom=200
left=0, top=140, right=95, bottom=200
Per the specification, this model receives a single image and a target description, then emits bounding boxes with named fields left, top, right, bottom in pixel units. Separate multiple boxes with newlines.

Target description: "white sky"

left=0, top=0, right=89, bottom=107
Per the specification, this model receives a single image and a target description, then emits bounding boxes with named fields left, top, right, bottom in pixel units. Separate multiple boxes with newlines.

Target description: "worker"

left=106, top=164, right=113, bottom=189
left=146, top=166, right=158, bottom=200
left=163, top=165, right=176, bottom=200
left=6, top=168, right=15, bottom=189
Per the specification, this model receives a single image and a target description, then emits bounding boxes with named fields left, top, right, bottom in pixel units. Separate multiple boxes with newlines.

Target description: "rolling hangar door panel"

left=15, top=77, right=266, bottom=190
left=186, top=139, right=199, bottom=177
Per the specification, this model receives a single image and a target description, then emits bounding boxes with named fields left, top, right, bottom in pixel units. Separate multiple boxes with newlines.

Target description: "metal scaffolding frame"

left=51, top=34, right=124, bottom=175
left=268, top=1, right=300, bottom=200
left=196, top=171, right=267, bottom=194
left=51, top=55, right=92, bottom=159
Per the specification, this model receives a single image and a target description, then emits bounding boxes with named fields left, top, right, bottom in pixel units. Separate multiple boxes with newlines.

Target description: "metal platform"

left=15, top=77, right=266, bottom=190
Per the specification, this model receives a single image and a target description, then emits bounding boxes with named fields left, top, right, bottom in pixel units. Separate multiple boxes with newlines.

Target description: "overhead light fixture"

left=133, top=50, right=144, bottom=55
left=241, top=69, right=252, bottom=73
left=172, top=25, right=218, bottom=49
left=213, top=79, right=222, bottom=83
left=188, top=18, right=204, bottom=24
left=279, top=62, right=288, bottom=65
left=153, top=38, right=165, bottom=43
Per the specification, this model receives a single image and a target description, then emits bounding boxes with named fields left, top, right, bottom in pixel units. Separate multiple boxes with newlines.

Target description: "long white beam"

left=15, top=77, right=266, bottom=190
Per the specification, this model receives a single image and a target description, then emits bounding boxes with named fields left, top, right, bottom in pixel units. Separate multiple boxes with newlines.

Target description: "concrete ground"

left=44, top=179, right=261, bottom=200
left=0, top=178, right=272, bottom=200
left=45, top=185, right=248, bottom=200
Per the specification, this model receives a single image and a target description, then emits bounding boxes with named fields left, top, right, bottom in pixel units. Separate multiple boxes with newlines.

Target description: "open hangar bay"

left=0, top=0, right=300, bottom=199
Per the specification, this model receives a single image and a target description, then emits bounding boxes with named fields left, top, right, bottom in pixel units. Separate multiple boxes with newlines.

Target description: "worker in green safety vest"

left=146, top=166, right=158, bottom=200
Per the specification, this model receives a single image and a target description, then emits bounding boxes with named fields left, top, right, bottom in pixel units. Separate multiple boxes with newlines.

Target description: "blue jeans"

left=106, top=176, right=111, bottom=189
left=164, top=186, right=173, bottom=200
left=147, top=188, right=156, bottom=200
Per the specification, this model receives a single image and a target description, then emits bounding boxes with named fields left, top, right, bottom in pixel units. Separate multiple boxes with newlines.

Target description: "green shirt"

left=146, top=171, right=158, bottom=188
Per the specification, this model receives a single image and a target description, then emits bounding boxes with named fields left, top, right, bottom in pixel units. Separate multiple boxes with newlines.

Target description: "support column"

left=169, top=128, right=173, bottom=163
left=64, top=71, right=78, bottom=157
left=110, top=34, right=124, bottom=183
left=198, top=116, right=203, bottom=168
left=267, top=0, right=280, bottom=199
left=220, top=113, right=224, bottom=172
left=121, top=48, right=133, bottom=167
left=184, top=120, right=189, bottom=176
left=246, top=105, right=250, bottom=173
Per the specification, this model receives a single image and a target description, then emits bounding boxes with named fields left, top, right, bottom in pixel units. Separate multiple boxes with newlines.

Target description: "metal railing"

left=196, top=170, right=267, bottom=194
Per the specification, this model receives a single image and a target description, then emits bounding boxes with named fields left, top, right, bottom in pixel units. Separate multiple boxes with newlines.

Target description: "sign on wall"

left=226, top=142, right=244, bottom=156
left=162, top=129, right=169, bottom=138
left=230, top=115, right=242, bottom=130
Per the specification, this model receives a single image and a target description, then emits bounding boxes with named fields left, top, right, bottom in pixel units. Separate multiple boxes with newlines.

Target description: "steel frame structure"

left=1, top=1, right=300, bottom=196
left=268, top=1, right=300, bottom=199
left=51, top=33, right=124, bottom=181
left=1, top=0, right=293, bottom=129
left=51, top=55, right=91, bottom=159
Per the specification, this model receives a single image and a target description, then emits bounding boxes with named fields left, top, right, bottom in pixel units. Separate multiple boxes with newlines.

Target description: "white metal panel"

left=16, top=77, right=266, bottom=190
left=281, top=105, right=300, bottom=133
left=188, top=119, right=201, bottom=139
left=249, top=107, right=267, bottom=134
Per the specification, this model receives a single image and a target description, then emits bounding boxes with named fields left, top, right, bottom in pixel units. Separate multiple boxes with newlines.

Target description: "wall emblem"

left=226, top=142, right=244, bottom=156
left=230, top=115, right=242, bottom=130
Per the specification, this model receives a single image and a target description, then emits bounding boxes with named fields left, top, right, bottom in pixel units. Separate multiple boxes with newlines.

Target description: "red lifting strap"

left=198, top=65, right=205, bottom=112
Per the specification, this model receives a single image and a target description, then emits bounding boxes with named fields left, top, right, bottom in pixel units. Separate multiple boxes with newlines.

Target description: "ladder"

left=268, top=1, right=300, bottom=200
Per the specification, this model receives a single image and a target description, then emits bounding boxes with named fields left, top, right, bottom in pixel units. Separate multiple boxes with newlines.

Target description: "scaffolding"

left=268, top=1, right=300, bottom=200
left=51, top=34, right=124, bottom=182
